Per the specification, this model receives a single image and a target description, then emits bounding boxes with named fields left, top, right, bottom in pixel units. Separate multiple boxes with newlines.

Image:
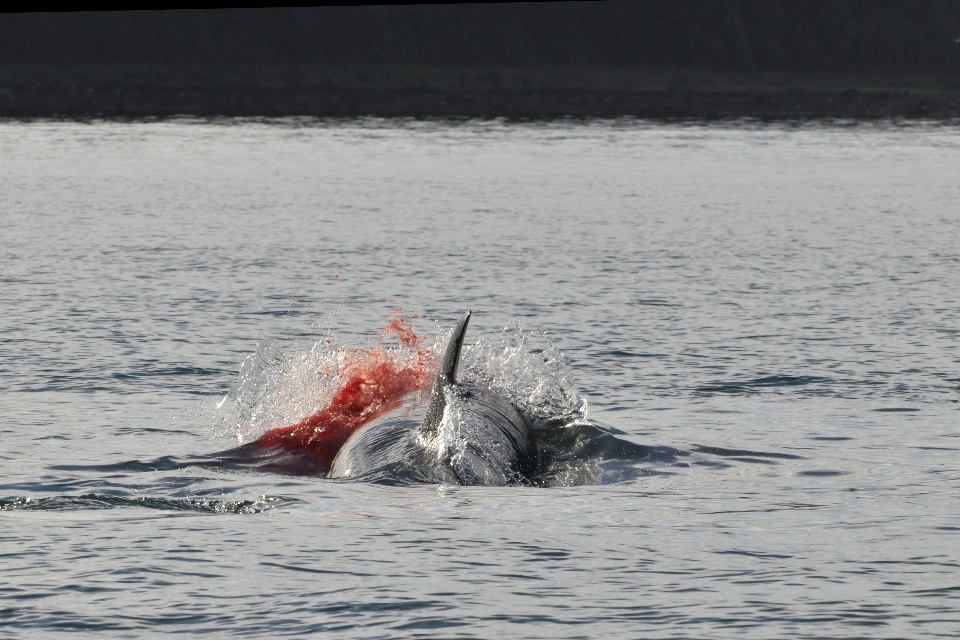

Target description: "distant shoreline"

left=3, top=67, right=960, bottom=120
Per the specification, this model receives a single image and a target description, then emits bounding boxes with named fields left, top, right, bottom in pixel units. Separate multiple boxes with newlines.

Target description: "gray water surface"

left=2, top=118, right=959, bottom=638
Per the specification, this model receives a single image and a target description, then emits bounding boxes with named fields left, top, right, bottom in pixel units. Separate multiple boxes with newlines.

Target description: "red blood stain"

left=253, top=312, right=435, bottom=474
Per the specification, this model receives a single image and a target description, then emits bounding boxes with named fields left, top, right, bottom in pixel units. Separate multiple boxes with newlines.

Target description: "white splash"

left=211, top=316, right=586, bottom=446
left=458, top=321, right=588, bottom=428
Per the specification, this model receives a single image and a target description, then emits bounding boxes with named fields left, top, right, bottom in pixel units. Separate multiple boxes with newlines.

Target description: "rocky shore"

left=3, top=69, right=959, bottom=120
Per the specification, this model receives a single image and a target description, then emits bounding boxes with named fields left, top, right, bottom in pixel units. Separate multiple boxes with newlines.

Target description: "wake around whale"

left=204, top=311, right=687, bottom=486
left=55, top=311, right=805, bottom=486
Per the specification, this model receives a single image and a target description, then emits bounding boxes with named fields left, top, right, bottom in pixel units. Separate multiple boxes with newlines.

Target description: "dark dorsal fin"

left=419, top=311, right=471, bottom=438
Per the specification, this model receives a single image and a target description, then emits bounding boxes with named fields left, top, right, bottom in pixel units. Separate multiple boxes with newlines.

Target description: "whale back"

left=438, top=382, right=535, bottom=485
left=327, top=408, right=457, bottom=484
left=329, top=312, right=536, bottom=485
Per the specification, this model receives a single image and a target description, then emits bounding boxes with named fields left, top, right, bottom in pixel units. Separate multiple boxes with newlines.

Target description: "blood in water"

left=253, top=313, right=436, bottom=473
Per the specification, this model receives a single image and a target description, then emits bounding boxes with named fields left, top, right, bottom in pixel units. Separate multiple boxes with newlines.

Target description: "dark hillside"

left=2, top=2, right=960, bottom=118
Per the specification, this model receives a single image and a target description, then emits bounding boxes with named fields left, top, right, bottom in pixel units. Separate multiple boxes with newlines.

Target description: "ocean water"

left=2, top=117, right=959, bottom=638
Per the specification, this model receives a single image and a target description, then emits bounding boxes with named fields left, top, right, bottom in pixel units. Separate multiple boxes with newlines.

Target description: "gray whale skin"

left=328, top=312, right=537, bottom=486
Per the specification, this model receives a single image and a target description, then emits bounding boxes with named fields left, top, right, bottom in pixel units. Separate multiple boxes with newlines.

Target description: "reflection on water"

left=2, top=118, right=959, bottom=638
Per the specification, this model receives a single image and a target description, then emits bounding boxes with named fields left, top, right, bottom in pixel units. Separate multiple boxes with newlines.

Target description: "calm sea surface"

left=2, top=118, right=959, bottom=638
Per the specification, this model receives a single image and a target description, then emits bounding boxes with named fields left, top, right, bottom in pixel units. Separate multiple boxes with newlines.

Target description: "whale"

left=53, top=311, right=759, bottom=486
left=328, top=311, right=538, bottom=486
left=183, top=310, right=684, bottom=485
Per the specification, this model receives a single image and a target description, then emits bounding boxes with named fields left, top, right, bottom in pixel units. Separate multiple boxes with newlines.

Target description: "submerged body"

left=329, top=312, right=537, bottom=486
